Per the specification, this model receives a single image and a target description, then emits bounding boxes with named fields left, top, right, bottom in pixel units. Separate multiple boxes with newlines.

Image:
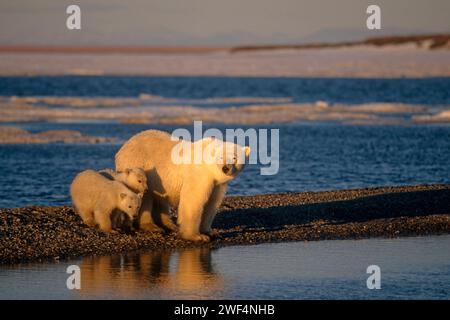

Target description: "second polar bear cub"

left=70, top=170, right=142, bottom=232
left=115, top=129, right=250, bottom=242
left=99, top=167, right=148, bottom=195
left=99, top=167, right=148, bottom=230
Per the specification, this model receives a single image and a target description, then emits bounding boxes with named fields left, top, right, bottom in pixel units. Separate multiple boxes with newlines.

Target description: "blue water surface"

left=0, top=122, right=449, bottom=207
left=0, top=76, right=450, bottom=207
left=0, top=76, right=449, bottom=105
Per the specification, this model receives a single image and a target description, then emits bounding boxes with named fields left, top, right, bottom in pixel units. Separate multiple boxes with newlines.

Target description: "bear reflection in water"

left=78, top=248, right=223, bottom=298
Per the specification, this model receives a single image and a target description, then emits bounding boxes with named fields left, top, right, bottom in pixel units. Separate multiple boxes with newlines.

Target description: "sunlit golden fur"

left=78, top=248, right=222, bottom=298
left=99, top=167, right=148, bottom=230
left=115, top=129, right=250, bottom=241
left=99, top=167, right=148, bottom=195
left=70, top=170, right=142, bottom=232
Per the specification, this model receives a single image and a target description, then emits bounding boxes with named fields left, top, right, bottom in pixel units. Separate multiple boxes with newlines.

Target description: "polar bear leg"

left=94, top=206, right=113, bottom=232
left=110, top=209, right=122, bottom=229
left=153, top=201, right=178, bottom=232
left=178, top=182, right=214, bottom=242
left=74, top=203, right=96, bottom=227
left=138, top=192, right=164, bottom=233
left=200, top=184, right=227, bottom=236
left=111, top=209, right=131, bottom=231
left=78, top=209, right=96, bottom=227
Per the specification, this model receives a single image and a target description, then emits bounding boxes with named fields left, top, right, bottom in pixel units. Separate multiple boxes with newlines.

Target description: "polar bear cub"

left=115, top=129, right=250, bottom=242
left=99, top=167, right=148, bottom=195
left=70, top=170, right=142, bottom=232
left=98, top=167, right=147, bottom=230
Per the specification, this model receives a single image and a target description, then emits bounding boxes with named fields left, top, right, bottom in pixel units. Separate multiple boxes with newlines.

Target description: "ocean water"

left=0, top=76, right=449, bottom=300
left=0, top=122, right=450, bottom=208
left=0, top=76, right=450, bottom=208
left=1, top=235, right=449, bottom=299
left=1, top=76, right=449, bottom=105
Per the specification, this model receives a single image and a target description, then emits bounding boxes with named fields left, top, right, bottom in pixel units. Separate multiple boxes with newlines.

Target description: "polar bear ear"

left=202, top=136, right=215, bottom=143
left=201, top=137, right=219, bottom=163
left=120, top=193, right=127, bottom=200
left=244, top=146, right=251, bottom=157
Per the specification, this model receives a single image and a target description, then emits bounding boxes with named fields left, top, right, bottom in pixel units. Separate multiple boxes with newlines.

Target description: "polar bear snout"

left=140, top=181, right=149, bottom=193
left=222, top=164, right=233, bottom=175
left=222, top=163, right=245, bottom=177
left=119, top=193, right=142, bottom=219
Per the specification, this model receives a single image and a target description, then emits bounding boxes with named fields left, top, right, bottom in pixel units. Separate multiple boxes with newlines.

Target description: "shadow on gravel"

left=214, top=188, right=450, bottom=230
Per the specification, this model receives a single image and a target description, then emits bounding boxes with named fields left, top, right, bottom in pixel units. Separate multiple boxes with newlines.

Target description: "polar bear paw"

left=139, top=223, right=164, bottom=233
left=205, top=229, right=219, bottom=239
left=161, top=220, right=178, bottom=233
left=180, top=232, right=211, bottom=242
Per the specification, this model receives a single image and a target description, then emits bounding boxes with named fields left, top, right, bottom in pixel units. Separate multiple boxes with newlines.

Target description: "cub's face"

left=211, top=141, right=250, bottom=183
left=124, top=168, right=148, bottom=194
left=119, top=192, right=142, bottom=219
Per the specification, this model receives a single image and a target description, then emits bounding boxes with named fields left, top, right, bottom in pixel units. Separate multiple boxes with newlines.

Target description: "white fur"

left=98, top=167, right=147, bottom=230
left=115, top=130, right=249, bottom=241
left=98, top=167, right=147, bottom=195
left=70, top=170, right=142, bottom=232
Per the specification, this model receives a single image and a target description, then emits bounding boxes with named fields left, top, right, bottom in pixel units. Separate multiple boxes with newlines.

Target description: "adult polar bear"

left=115, top=129, right=250, bottom=241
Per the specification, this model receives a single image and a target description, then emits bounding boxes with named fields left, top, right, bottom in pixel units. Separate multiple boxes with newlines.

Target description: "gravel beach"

left=1, top=184, right=450, bottom=264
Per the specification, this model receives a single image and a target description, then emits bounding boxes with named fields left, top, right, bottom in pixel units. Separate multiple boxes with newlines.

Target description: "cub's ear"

left=244, top=146, right=251, bottom=157
left=137, top=193, right=143, bottom=199
left=120, top=193, right=127, bottom=200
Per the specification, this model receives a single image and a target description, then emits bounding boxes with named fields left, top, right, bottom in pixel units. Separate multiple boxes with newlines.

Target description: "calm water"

left=1, top=76, right=449, bottom=105
left=1, top=235, right=449, bottom=299
left=0, top=76, right=449, bottom=300
left=0, top=76, right=450, bottom=207
left=1, top=122, right=449, bottom=207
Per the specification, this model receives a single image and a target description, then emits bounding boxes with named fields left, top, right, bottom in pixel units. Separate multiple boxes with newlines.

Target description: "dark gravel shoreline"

left=1, top=184, right=450, bottom=264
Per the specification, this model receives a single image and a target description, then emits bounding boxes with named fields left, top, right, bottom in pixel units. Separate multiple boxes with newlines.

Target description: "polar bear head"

left=118, top=167, right=148, bottom=195
left=117, top=189, right=142, bottom=219
left=202, top=138, right=251, bottom=183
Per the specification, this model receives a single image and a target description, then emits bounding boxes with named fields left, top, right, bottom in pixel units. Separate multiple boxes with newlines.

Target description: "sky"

left=0, top=0, right=449, bottom=46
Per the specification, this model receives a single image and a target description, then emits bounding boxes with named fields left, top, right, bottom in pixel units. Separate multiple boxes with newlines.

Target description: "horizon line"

left=0, top=33, right=448, bottom=54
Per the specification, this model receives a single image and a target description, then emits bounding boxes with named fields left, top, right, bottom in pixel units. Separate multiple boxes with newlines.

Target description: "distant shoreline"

left=230, top=34, right=450, bottom=53
left=0, top=45, right=227, bottom=55
left=1, top=35, right=449, bottom=77
left=1, top=184, right=449, bottom=265
left=1, top=34, right=448, bottom=54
